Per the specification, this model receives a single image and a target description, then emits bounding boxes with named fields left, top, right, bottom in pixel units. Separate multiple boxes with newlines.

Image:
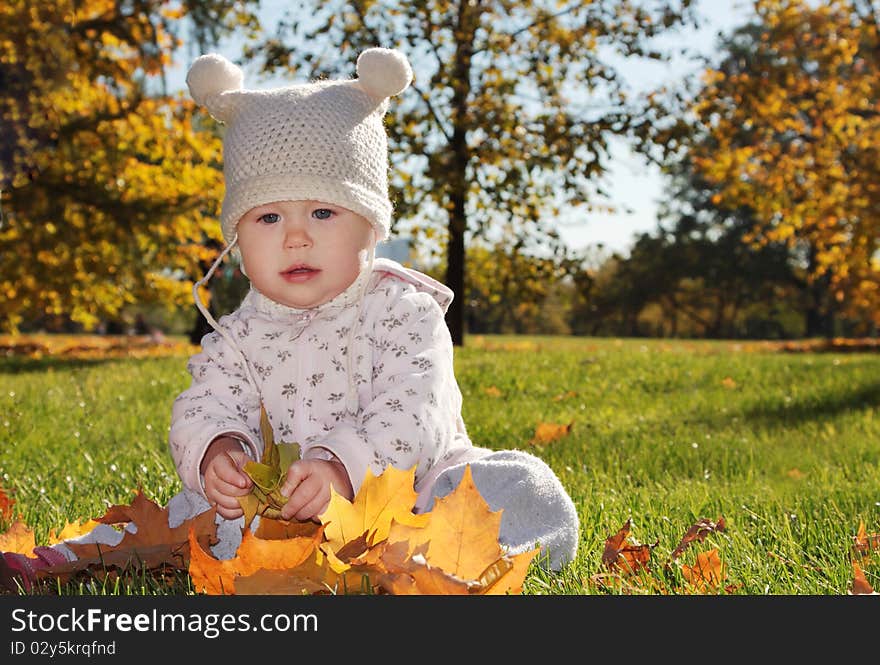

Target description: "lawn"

left=1, top=334, right=879, bottom=594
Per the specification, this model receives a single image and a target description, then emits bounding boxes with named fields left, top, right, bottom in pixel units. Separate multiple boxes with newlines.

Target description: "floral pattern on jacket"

left=169, top=258, right=478, bottom=502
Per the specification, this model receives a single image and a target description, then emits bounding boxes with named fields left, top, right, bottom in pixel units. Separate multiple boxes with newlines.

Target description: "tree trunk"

left=442, top=1, right=477, bottom=347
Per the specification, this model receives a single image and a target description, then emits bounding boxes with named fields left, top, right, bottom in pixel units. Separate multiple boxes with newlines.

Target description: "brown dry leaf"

left=63, top=490, right=218, bottom=572
left=552, top=391, right=578, bottom=402
left=786, top=468, right=806, bottom=480
left=721, top=377, right=737, bottom=389
left=681, top=549, right=726, bottom=593
left=669, top=517, right=726, bottom=562
left=851, top=561, right=877, bottom=595
left=319, top=464, right=425, bottom=551
left=602, top=519, right=656, bottom=574
left=529, top=421, right=573, bottom=446
left=0, top=520, right=36, bottom=555
left=483, top=386, right=502, bottom=398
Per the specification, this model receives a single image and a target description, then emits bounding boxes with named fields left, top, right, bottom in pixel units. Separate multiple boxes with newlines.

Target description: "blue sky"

left=167, top=1, right=755, bottom=257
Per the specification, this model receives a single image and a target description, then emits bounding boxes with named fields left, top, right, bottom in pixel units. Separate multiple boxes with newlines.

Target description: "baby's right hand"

left=200, top=437, right=254, bottom=520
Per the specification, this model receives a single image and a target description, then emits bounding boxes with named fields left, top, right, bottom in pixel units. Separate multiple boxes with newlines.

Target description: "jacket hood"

left=370, top=258, right=454, bottom=314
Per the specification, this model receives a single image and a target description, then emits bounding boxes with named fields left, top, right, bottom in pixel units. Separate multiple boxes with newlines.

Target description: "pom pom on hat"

left=356, top=48, right=412, bottom=99
left=186, top=53, right=243, bottom=108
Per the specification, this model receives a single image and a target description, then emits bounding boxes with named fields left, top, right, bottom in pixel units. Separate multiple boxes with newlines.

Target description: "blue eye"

left=258, top=213, right=280, bottom=224
left=313, top=208, right=333, bottom=220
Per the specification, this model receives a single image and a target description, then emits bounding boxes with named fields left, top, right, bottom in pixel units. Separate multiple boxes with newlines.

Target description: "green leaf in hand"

left=236, top=404, right=302, bottom=527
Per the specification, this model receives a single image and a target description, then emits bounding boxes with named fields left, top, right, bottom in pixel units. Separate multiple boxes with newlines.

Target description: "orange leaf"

left=188, top=525, right=324, bottom=595
left=853, top=521, right=880, bottom=561
left=529, top=421, right=573, bottom=446
left=0, top=486, right=15, bottom=521
left=851, top=561, right=877, bottom=595
left=483, top=386, right=502, bottom=398
left=721, top=377, right=737, bottom=389
left=681, top=549, right=726, bottom=593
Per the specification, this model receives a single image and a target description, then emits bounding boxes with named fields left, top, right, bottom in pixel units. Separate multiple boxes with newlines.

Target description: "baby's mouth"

left=281, top=264, right=321, bottom=282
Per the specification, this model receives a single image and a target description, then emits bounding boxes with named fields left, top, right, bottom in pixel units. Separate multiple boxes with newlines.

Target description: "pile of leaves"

left=0, top=461, right=536, bottom=595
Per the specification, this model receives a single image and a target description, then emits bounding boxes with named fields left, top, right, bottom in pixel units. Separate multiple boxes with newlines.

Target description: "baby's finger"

left=279, top=460, right=310, bottom=498
left=215, top=460, right=252, bottom=490
left=281, top=475, right=322, bottom=521
left=293, top=491, right=329, bottom=522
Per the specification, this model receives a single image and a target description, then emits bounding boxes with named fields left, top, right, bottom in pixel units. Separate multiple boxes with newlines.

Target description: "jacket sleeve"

left=168, top=314, right=262, bottom=498
left=308, top=284, right=466, bottom=495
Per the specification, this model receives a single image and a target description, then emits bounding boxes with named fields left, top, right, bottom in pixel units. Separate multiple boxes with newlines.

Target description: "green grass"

left=2, top=335, right=879, bottom=595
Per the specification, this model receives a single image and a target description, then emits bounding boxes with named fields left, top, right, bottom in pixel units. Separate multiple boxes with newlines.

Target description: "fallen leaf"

left=62, top=490, right=218, bottom=574
left=386, top=466, right=506, bottom=582
left=0, top=520, right=36, bottom=555
left=188, top=525, right=324, bottom=595
left=669, top=517, right=726, bottom=561
left=853, top=521, right=880, bottom=562
left=721, top=377, right=737, bottom=389
left=786, top=468, right=806, bottom=480
left=483, top=386, right=502, bottom=398
left=851, top=561, right=877, bottom=595
left=0, top=486, right=15, bottom=521
left=552, top=391, right=578, bottom=402
left=320, top=464, right=424, bottom=551
left=48, top=519, right=103, bottom=544
left=529, top=421, right=573, bottom=446
left=602, top=519, right=656, bottom=574
left=681, top=549, right=726, bottom=593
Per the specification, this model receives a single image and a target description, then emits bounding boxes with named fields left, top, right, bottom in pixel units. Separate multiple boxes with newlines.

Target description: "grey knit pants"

left=425, top=449, right=580, bottom=571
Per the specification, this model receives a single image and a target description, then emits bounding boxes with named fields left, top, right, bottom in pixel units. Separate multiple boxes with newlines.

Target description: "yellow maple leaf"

left=387, top=465, right=506, bottom=582
left=319, top=465, right=427, bottom=551
left=48, top=519, right=102, bottom=544
left=0, top=521, right=37, bottom=555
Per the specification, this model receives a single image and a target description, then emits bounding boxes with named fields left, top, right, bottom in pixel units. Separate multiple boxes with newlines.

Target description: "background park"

left=1, top=0, right=878, bottom=595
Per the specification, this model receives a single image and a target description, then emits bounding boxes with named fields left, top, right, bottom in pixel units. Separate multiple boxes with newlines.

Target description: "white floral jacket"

left=169, top=258, right=486, bottom=509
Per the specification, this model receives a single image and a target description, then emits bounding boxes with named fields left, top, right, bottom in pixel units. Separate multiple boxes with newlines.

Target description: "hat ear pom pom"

left=186, top=53, right=244, bottom=107
left=356, top=48, right=412, bottom=99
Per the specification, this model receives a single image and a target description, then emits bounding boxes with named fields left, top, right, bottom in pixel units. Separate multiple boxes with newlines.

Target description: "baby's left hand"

left=279, top=459, right=353, bottom=522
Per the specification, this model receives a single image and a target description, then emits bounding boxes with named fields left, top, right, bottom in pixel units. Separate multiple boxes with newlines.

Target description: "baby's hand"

left=201, top=437, right=254, bottom=520
left=279, top=459, right=353, bottom=522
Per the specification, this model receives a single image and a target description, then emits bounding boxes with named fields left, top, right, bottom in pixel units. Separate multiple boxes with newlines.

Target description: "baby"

left=0, top=49, right=579, bottom=591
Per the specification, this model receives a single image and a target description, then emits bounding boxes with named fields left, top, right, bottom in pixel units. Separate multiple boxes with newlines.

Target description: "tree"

left=0, top=0, right=257, bottom=332
left=244, top=0, right=697, bottom=345
left=672, top=0, right=880, bottom=333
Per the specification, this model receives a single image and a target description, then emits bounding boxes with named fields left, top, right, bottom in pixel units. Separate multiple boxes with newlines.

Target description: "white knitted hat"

left=186, top=48, right=412, bottom=243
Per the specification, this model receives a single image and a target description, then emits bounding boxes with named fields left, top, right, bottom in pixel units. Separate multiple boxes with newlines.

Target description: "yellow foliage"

left=690, top=0, right=880, bottom=325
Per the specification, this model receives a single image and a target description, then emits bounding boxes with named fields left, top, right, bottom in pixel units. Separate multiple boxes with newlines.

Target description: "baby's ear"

left=186, top=53, right=244, bottom=123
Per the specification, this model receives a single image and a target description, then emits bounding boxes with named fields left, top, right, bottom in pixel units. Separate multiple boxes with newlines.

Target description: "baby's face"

left=236, top=200, right=375, bottom=309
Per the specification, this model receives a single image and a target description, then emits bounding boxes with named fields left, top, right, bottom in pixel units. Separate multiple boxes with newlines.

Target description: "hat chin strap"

left=343, top=243, right=376, bottom=415
left=192, top=234, right=259, bottom=390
